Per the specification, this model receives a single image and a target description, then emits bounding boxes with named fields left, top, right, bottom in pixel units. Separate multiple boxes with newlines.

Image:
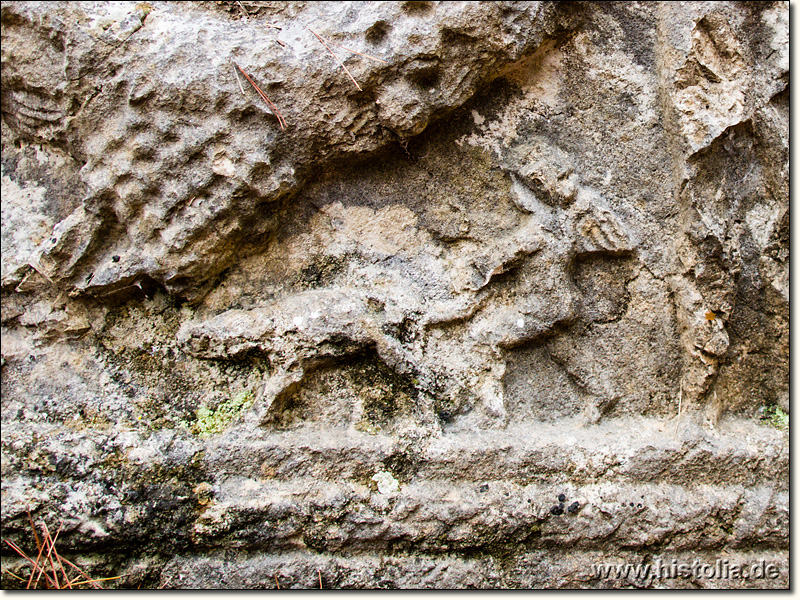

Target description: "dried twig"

left=233, top=62, right=287, bottom=130
left=308, top=28, right=362, bottom=91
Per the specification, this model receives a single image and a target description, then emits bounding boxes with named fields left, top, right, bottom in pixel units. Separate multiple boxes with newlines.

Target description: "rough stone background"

left=0, top=0, right=788, bottom=589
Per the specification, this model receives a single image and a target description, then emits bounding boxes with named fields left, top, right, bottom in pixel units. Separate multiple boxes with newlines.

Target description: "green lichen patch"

left=760, top=405, right=789, bottom=431
left=194, top=389, right=255, bottom=437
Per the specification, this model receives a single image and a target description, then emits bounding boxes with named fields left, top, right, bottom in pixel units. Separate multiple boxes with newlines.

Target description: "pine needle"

left=4, top=539, right=57, bottom=589
left=308, top=28, right=362, bottom=91
left=69, top=575, right=124, bottom=587
left=233, top=64, right=246, bottom=96
left=2, top=568, right=26, bottom=582
left=3, top=516, right=117, bottom=589
left=325, top=39, right=387, bottom=64
left=233, top=62, right=287, bottom=129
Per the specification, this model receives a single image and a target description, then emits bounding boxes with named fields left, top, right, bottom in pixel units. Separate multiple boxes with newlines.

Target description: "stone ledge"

left=205, top=416, right=788, bottom=489
left=192, top=476, right=787, bottom=554
left=157, top=548, right=789, bottom=589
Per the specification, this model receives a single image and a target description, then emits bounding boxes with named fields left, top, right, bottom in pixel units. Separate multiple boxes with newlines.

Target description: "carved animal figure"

left=177, top=179, right=632, bottom=430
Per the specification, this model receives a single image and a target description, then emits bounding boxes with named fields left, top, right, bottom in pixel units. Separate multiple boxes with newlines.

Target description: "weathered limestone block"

left=1, top=0, right=558, bottom=298
left=1, top=0, right=788, bottom=589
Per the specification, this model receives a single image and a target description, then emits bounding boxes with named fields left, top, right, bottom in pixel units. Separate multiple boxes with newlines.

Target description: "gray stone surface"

left=1, top=0, right=788, bottom=589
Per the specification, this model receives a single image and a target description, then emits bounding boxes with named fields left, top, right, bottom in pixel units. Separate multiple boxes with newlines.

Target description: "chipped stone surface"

left=1, top=0, right=788, bottom=589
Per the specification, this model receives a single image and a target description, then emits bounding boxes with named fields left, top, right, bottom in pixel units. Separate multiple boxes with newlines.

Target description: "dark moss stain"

left=420, top=520, right=543, bottom=569
left=380, top=316, right=417, bottom=344
left=433, top=395, right=461, bottom=424
left=96, top=295, right=269, bottom=431
left=262, top=349, right=421, bottom=432
left=297, top=514, right=545, bottom=566
left=382, top=451, right=419, bottom=484
left=298, top=254, right=347, bottom=289
left=590, top=2, right=657, bottom=68
left=351, top=353, right=419, bottom=428
left=1, top=451, right=208, bottom=585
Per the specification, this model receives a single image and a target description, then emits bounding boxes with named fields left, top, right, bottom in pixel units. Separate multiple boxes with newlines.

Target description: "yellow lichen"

left=194, top=389, right=254, bottom=437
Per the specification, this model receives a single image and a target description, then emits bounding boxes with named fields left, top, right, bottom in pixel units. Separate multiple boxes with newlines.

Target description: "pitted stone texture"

left=1, top=0, right=558, bottom=297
